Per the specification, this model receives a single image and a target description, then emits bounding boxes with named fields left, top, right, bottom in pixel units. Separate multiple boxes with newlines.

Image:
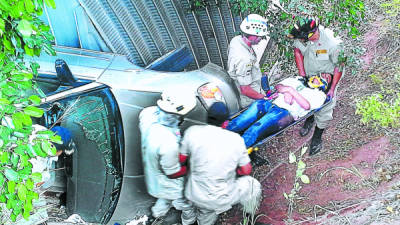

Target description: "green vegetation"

left=0, top=0, right=57, bottom=222
left=355, top=0, right=400, bottom=129
left=356, top=71, right=400, bottom=128
left=284, top=147, right=310, bottom=218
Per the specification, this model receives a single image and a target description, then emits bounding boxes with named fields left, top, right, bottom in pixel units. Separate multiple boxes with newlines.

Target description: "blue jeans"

left=226, top=100, right=293, bottom=147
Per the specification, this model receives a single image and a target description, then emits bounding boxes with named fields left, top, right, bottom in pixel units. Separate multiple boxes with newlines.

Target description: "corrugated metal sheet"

left=77, top=0, right=243, bottom=71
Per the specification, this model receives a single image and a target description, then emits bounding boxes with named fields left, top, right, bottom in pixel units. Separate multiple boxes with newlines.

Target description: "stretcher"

left=231, top=66, right=345, bottom=155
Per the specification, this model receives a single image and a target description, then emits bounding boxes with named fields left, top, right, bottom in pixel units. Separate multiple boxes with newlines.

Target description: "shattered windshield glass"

left=46, top=87, right=123, bottom=223
left=62, top=95, right=116, bottom=174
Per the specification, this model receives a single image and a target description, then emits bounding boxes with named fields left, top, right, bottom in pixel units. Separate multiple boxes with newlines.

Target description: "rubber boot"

left=300, top=116, right=314, bottom=137
left=309, top=127, right=324, bottom=156
left=249, top=151, right=268, bottom=167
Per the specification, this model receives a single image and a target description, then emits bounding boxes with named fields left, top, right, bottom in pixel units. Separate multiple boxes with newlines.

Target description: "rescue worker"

left=138, top=89, right=197, bottom=225
left=288, top=16, right=344, bottom=156
left=227, top=14, right=269, bottom=108
left=179, top=106, right=263, bottom=225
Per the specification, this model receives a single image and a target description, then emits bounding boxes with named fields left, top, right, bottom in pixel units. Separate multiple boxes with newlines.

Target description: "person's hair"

left=207, top=102, right=229, bottom=126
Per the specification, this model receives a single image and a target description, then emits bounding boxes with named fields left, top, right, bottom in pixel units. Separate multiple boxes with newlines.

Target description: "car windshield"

left=44, top=86, right=123, bottom=223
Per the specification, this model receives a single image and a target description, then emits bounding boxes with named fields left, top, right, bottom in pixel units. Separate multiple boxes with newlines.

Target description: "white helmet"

left=157, top=89, right=197, bottom=116
left=240, top=14, right=268, bottom=36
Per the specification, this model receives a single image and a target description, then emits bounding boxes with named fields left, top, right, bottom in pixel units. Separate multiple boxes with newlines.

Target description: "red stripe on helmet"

left=310, top=20, right=315, bottom=28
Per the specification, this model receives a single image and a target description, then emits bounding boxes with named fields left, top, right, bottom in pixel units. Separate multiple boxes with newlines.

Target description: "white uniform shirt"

left=293, top=26, right=343, bottom=76
left=181, top=125, right=250, bottom=213
left=273, top=77, right=326, bottom=119
left=139, top=106, right=184, bottom=200
left=228, top=36, right=264, bottom=107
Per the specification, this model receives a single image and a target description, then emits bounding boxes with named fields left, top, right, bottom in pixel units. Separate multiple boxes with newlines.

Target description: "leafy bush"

left=0, top=0, right=57, bottom=222
left=356, top=93, right=400, bottom=128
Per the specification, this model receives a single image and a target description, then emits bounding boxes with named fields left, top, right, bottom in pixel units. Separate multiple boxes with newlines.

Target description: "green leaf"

left=22, top=113, right=32, bottom=126
left=24, top=105, right=44, bottom=117
left=26, top=145, right=36, bottom=158
left=8, top=181, right=16, bottom=193
left=26, top=178, right=34, bottom=190
left=44, top=0, right=56, bottom=9
left=24, top=198, right=33, bottom=212
left=14, top=145, right=27, bottom=155
left=28, top=95, right=41, bottom=105
left=25, top=0, right=35, bottom=13
left=41, top=141, right=56, bottom=156
left=6, top=198, right=14, bottom=209
left=20, top=154, right=30, bottom=167
left=36, top=130, right=54, bottom=139
left=283, top=192, right=288, bottom=199
left=0, top=173, right=4, bottom=186
left=301, top=146, right=308, bottom=156
left=10, top=73, right=27, bottom=82
left=32, top=143, right=47, bottom=157
left=4, top=104, right=17, bottom=114
left=296, top=168, right=304, bottom=177
left=23, top=209, right=30, bottom=220
left=10, top=213, right=17, bottom=222
left=16, top=80, right=33, bottom=90
left=0, top=194, right=6, bottom=203
left=0, top=18, right=4, bottom=36
left=18, top=167, right=32, bottom=180
left=17, top=184, right=27, bottom=201
left=4, top=168, right=19, bottom=181
left=50, top=134, right=63, bottom=144
left=17, top=20, right=34, bottom=37
left=31, top=172, right=42, bottom=183
left=2, top=83, right=19, bottom=96
left=0, top=0, right=11, bottom=12
left=12, top=112, right=24, bottom=130
left=24, top=45, right=34, bottom=56
left=289, top=152, right=296, bottom=164
left=298, top=160, right=306, bottom=169
left=1, top=151, right=10, bottom=163
left=11, top=153, right=19, bottom=168
left=300, top=174, right=310, bottom=184
left=0, top=98, right=11, bottom=104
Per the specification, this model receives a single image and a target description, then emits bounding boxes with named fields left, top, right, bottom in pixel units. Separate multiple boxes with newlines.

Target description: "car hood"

left=96, top=63, right=225, bottom=93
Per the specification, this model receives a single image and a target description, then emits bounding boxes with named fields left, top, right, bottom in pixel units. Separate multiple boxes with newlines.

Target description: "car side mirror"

left=55, top=59, right=78, bottom=86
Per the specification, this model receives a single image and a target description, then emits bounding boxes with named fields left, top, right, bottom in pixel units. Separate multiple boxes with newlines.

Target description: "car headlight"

left=197, top=83, right=226, bottom=109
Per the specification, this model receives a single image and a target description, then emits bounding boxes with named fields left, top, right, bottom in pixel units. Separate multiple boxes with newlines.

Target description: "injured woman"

left=224, top=76, right=327, bottom=148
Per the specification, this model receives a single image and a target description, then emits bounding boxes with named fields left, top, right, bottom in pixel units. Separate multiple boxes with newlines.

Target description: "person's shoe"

left=300, top=116, right=315, bottom=137
left=309, top=127, right=324, bottom=156
left=249, top=151, right=268, bottom=167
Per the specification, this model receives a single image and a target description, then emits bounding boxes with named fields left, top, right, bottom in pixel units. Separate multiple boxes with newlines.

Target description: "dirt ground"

left=220, top=1, right=400, bottom=225
left=220, top=6, right=400, bottom=225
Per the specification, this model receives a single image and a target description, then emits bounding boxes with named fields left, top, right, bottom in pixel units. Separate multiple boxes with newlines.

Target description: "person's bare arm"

left=294, top=48, right=306, bottom=77
left=327, top=67, right=342, bottom=98
left=240, top=85, right=265, bottom=99
left=275, top=84, right=310, bottom=110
